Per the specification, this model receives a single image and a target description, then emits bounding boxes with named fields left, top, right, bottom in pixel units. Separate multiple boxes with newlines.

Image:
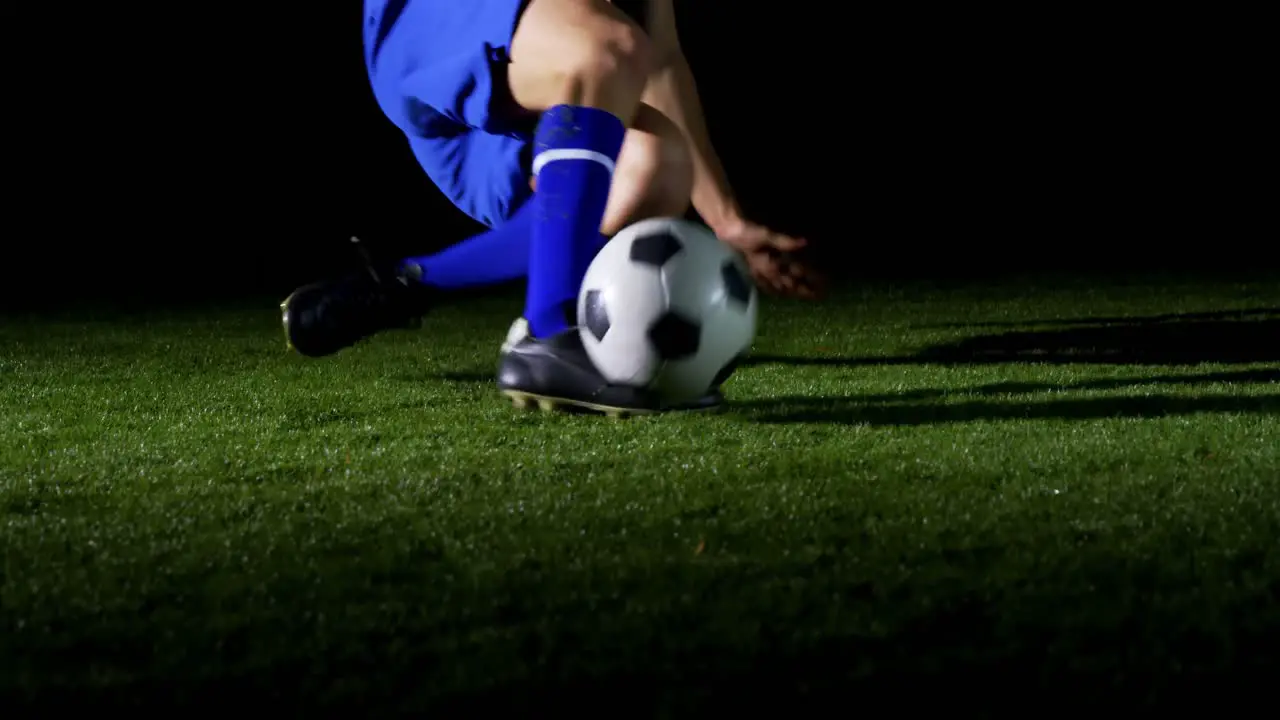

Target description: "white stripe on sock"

left=531, top=148, right=616, bottom=176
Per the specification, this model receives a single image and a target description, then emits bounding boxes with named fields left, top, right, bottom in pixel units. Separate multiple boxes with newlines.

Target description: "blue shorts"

left=364, top=0, right=535, bottom=228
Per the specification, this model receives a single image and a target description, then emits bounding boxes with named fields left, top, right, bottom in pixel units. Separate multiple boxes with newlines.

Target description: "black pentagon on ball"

left=629, top=231, right=683, bottom=267
left=648, top=311, right=701, bottom=360
left=720, top=259, right=753, bottom=306
left=582, top=289, right=610, bottom=341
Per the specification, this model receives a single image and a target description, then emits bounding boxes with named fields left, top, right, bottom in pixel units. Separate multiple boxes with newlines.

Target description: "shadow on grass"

left=424, top=311, right=1280, bottom=421
left=749, top=310, right=1280, bottom=367
left=737, top=391, right=1280, bottom=426
left=424, top=369, right=1280, bottom=426
left=743, top=310, right=1280, bottom=424
left=787, top=368, right=1280, bottom=406
left=925, top=306, right=1280, bottom=330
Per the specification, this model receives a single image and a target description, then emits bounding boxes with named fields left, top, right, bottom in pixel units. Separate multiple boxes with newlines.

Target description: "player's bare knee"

left=564, top=22, right=652, bottom=109
left=602, top=17, right=654, bottom=79
left=511, top=0, right=654, bottom=114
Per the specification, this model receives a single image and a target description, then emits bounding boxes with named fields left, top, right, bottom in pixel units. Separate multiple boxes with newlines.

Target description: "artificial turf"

left=2, top=273, right=1278, bottom=713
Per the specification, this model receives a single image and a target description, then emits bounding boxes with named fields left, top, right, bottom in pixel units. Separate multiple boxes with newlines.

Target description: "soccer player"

left=282, top=0, right=822, bottom=414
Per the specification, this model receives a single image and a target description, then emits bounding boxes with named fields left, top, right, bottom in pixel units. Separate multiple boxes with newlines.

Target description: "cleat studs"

left=501, top=391, right=646, bottom=419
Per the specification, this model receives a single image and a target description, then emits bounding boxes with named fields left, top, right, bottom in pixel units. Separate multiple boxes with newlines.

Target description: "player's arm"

left=642, top=1, right=823, bottom=299
left=641, top=0, right=742, bottom=236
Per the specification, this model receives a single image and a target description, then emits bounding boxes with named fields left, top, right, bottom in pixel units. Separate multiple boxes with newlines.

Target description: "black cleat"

left=497, top=329, right=725, bottom=417
left=281, top=237, right=433, bottom=358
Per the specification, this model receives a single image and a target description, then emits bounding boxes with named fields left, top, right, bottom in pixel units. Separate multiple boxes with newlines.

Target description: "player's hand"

left=716, top=218, right=826, bottom=300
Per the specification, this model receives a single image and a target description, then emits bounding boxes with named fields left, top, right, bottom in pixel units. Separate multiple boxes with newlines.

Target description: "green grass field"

left=3, top=273, right=1278, bottom=712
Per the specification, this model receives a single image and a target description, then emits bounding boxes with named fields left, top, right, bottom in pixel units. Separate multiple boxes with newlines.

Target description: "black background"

left=3, top=5, right=1268, bottom=304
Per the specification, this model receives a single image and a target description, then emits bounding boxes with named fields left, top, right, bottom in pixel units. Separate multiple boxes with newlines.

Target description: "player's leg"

left=487, top=101, right=691, bottom=355
left=598, top=101, right=694, bottom=236
left=282, top=0, right=711, bottom=412
left=405, top=101, right=692, bottom=292
left=284, top=0, right=648, bottom=359
left=490, top=0, right=713, bottom=413
left=282, top=0, right=540, bottom=358
left=504, top=0, right=649, bottom=343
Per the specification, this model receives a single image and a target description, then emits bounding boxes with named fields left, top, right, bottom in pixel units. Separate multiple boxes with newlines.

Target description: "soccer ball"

left=577, top=217, right=758, bottom=403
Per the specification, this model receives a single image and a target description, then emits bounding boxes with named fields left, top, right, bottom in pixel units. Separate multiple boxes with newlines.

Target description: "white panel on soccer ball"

left=577, top=229, right=668, bottom=386
left=662, top=263, right=757, bottom=400
left=656, top=222, right=758, bottom=402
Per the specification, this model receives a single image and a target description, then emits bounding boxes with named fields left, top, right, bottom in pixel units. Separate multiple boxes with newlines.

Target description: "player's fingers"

left=776, top=270, right=797, bottom=293
left=769, top=235, right=807, bottom=252
left=797, top=261, right=826, bottom=288
left=785, top=265, right=821, bottom=300
left=781, top=258, right=815, bottom=290
left=781, top=278, right=812, bottom=299
left=753, top=268, right=785, bottom=296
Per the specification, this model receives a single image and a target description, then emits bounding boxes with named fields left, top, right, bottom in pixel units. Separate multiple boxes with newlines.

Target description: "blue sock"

left=524, top=105, right=626, bottom=338
left=399, top=200, right=607, bottom=290
left=401, top=199, right=534, bottom=290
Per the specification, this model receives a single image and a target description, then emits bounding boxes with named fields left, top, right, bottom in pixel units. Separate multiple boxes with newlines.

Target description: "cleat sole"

left=500, top=390, right=723, bottom=417
left=501, top=390, right=656, bottom=418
